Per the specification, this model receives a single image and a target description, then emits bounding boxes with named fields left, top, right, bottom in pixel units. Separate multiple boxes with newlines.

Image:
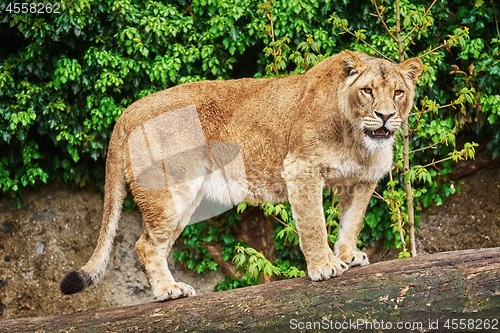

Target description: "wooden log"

left=449, top=155, right=500, bottom=180
left=1, top=248, right=499, bottom=333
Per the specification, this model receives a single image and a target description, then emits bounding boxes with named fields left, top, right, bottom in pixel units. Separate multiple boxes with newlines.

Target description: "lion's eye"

left=362, top=88, right=372, bottom=94
left=394, top=90, right=404, bottom=96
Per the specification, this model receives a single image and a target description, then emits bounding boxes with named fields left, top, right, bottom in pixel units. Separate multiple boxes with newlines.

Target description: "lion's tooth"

left=372, top=131, right=375, bottom=135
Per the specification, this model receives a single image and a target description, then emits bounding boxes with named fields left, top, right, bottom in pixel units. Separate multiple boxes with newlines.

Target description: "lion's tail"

left=60, top=123, right=127, bottom=295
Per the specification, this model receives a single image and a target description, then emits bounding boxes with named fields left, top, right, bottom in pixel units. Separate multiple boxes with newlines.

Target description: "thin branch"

left=388, top=170, right=407, bottom=255
left=422, top=156, right=454, bottom=169
left=411, top=105, right=425, bottom=132
left=401, top=24, right=419, bottom=44
left=438, top=101, right=458, bottom=109
left=372, top=191, right=387, bottom=201
left=372, top=0, right=398, bottom=43
left=342, top=28, right=396, bottom=63
left=402, top=25, right=427, bottom=52
left=389, top=168, right=394, bottom=192
left=409, top=96, right=461, bottom=117
left=409, top=143, right=437, bottom=154
left=423, top=0, right=438, bottom=19
left=397, top=207, right=406, bottom=253
left=271, top=214, right=298, bottom=235
left=396, top=0, right=416, bottom=258
left=419, top=43, right=446, bottom=59
left=266, top=7, right=279, bottom=77
left=395, top=1, right=404, bottom=62
left=401, top=0, right=438, bottom=52
left=269, top=17, right=275, bottom=43
left=409, top=108, right=436, bottom=117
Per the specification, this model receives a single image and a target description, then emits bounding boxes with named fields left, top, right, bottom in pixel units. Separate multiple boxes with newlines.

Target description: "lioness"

left=61, top=50, right=422, bottom=301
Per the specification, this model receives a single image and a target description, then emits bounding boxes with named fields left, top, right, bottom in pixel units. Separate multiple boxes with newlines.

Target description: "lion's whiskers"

left=398, top=122, right=414, bottom=138
left=344, top=119, right=363, bottom=135
left=352, top=126, right=365, bottom=136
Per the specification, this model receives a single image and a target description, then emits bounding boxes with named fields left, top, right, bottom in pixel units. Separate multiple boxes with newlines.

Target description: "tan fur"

left=63, top=51, right=422, bottom=300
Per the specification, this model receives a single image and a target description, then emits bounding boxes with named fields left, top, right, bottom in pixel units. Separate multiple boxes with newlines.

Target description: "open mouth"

left=364, top=126, right=392, bottom=139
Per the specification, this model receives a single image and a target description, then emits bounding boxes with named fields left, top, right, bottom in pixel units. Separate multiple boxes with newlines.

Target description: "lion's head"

left=339, top=51, right=423, bottom=153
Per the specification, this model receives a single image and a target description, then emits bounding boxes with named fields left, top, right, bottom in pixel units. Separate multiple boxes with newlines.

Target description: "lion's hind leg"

left=134, top=181, right=204, bottom=301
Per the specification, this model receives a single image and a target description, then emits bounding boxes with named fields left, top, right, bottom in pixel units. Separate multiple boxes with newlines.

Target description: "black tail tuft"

left=60, top=270, right=92, bottom=295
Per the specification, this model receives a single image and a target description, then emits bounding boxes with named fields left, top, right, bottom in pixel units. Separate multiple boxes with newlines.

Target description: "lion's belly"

left=202, top=171, right=248, bottom=206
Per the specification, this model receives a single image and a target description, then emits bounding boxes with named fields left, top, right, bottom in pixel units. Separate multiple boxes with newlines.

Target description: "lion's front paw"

left=307, top=258, right=349, bottom=281
left=340, top=251, right=369, bottom=267
left=153, top=282, right=196, bottom=302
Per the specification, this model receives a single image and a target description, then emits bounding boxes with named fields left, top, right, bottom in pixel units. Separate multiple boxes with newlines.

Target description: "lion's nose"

left=375, top=112, right=395, bottom=123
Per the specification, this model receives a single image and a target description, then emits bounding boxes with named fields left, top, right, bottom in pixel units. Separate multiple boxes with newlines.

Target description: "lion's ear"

left=341, top=50, right=366, bottom=77
left=397, top=58, right=423, bottom=84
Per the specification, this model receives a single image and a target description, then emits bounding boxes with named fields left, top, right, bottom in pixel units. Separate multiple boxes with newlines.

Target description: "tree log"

left=1, top=248, right=499, bottom=333
left=449, top=156, right=500, bottom=180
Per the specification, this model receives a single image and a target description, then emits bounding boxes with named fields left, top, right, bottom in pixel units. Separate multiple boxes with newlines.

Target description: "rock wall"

left=0, top=184, right=224, bottom=320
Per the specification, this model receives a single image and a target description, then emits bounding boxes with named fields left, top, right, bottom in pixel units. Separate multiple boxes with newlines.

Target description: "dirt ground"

left=0, top=164, right=499, bottom=321
left=416, top=164, right=500, bottom=253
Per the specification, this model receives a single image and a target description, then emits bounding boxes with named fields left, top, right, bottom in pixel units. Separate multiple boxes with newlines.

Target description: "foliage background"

left=0, top=0, right=499, bottom=287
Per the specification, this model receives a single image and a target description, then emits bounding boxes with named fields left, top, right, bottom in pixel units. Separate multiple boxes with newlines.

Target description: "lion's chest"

left=323, top=148, right=393, bottom=183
